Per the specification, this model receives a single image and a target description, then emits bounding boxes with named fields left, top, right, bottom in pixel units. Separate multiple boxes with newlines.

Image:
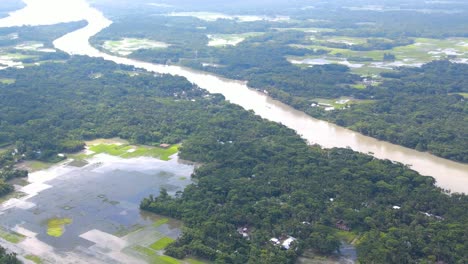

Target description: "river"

left=0, top=0, right=467, bottom=193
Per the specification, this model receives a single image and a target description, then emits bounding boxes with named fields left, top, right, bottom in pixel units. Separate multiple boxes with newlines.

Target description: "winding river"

left=1, top=0, right=467, bottom=193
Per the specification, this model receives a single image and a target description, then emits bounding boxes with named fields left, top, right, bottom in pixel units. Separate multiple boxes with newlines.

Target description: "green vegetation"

left=207, top=32, right=263, bottom=47
left=0, top=55, right=466, bottom=263
left=0, top=191, right=26, bottom=204
left=96, top=14, right=468, bottom=163
left=0, top=246, right=20, bottom=264
left=0, top=151, right=28, bottom=197
left=25, top=255, right=42, bottom=264
left=150, top=237, right=175, bottom=250
left=0, top=78, right=14, bottom=84
left=293, top=37, right=468, bottom=75
left=335, top=230, right=359, bottom=245
left=153, top=218, right=170, bottom=227
left=455, top=92, right=468, bottom=98
left=132, top=245, right=183, bottom=264
left=186, top=259, right=206, bottom=264
left=102, top=38, right=169, bottom=56
left=156, top=255, right=182, bottom=264
left=89, top=144, right=179, bottom=161
left=22, top=160, right=56, bottom=171
left=46, top=218, right=72, bottom=237
left=325, top=61, right=468, bottom=162
left=0, top=228, right=25, bottom=244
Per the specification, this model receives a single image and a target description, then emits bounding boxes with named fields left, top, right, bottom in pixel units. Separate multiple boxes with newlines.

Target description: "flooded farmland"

left=0, top=154, right=194, bottom=263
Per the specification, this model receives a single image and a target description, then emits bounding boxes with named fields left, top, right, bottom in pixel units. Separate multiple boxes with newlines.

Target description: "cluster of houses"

left=269, top=236, right=297, bottom=250
left=237, top=227, right=250, bottom=240
left=237, top=227, right=298, bottom=250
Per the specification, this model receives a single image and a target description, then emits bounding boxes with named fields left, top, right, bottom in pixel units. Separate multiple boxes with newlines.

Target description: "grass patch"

left=351, top=84, right=366, bottom=89
left=114, top=224, right=145, bottom=237
left=22, top=160, right=56, bottom=172
left=46, top=218, right=72, bottom=237
left=208, top=32, right=263, bottom=47
left=67, top=159, right=88, bottom=167
left=0, top=192, right=26, bottom=203
left=102, top=38, right=169, bottom=56
left=133, top=245, right=157, bottom=256
left=0, top=78, right=15, bottom=84
left=132, top=243, right=200, bottom=264
left=122, top=144, right=179, bottom=160
left=290, top=36, right=468, bottom=75
left=186, top=258, right=207, bottom=264
left=155, top=255, right=181, bottom=264
left=25, top=255, right=42, bottom=264
left=88, top=143, right=179, bottom=161
left=150, top=237, right=175, bottom=250
left=153, top=218, right=170, bottom=227
left=0, top=228, right=25, bottom=244
left=336, top=230, right=360, bottom=244
left=453, top=92, right=468, bottom=98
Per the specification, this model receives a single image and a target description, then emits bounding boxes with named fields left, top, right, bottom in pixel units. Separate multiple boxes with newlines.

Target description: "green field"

left=25, top=255, right=43, bottom=264
left=88, top=143, right=179, bottom=161
left=454, top=92, right=468, bottom=98
left=150, top=237, right=175, bottom=250
left=46, top=218, right=72, bottom=237
left=290, top=37, right=468, bottom=76
left=0, top=227, right=25, bottom=244
left=207, top=32, right=263, bottom=47
left=102, top=38, right=170, bottom=56
left=153, top=218, right=170, bottom=227
left=0, top=78, right=15, bottom=84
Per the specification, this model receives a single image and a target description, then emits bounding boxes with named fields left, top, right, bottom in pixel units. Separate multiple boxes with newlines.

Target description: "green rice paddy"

left=46, top=218, right=72, bottom=237
left=289, top=36, right=468, bottom=76
left=0, top=227, right=25, bottom=244
left=149, top=237, right=175, bottom=250
left=88, top=143, right=179, bottom=161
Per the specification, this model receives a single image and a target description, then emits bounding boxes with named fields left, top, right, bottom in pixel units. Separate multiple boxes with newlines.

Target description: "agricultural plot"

left=102, top=38, right=170, bottom=56
left=288, top=37, right=468, bottom=76
left=207, top=32, right=263, bottom=47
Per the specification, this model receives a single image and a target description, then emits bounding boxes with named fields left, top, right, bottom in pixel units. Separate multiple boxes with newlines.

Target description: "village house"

left=336, top=220, right=351, bottom=231
left=159, top=143, right=171, bottom=149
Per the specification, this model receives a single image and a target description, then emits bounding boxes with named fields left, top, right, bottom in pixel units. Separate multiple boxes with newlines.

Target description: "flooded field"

left=0, top=153, right=195, bottom=263
left=101, top=38, right=169, bottom=56
left=0, top=41, right=59, bottom=70
left=207, top=32, right=262, bottom=47
left=288, top=37, right=468, bottom=76
left=167, top=12, right=289, bottom=23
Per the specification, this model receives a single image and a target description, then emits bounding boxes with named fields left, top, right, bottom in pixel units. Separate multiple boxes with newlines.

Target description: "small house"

left=159, top=143, right=171, bottom=149
left=336, top=220, right=351, bottom=231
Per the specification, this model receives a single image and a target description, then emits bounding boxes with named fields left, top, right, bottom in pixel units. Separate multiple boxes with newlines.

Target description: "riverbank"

left=40, top=4, right=468, bottom=193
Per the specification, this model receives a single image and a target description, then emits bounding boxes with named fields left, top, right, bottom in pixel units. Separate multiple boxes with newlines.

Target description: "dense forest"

left=324, top=61, right=468, bottom=162
left=0, top=57, right=465, bottom=263
left=0, top=247, right=19, bottom=264
left=0, top=151, right=28, bottom=197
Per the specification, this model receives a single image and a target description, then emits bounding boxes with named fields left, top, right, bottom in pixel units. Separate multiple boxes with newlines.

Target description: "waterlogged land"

left=166, top=11, right=290, bottom=23
left=0, top=152, right=196, bottom=263
left=102, top=38, right=170, bottom=56
left=0, top=21, right=85, bottom=70
left=289, top=37, right=468, bottom=75
left=207, top=32, right=263, bottom=47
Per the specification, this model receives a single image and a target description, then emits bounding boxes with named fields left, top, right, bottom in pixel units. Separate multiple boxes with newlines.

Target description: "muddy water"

left=0, top=0, right=467, bottom=194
